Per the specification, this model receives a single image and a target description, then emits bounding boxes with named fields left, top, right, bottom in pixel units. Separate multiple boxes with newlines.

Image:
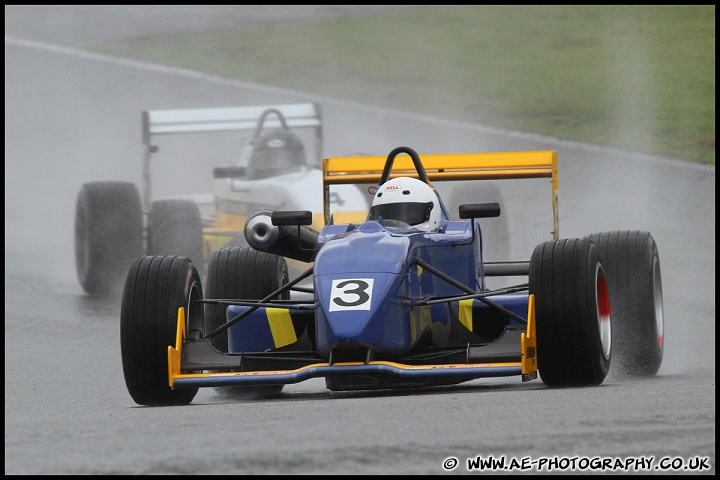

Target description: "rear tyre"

left=121, top=256, right=203, bottom=406
left=74, top=181, right=143, bottom=295
left=147, top=199, right=204, bottom=273
left=530, top=238, right=611, bottom=387
left=205, top=247, right=289, bottom=396
left=586, top=231, right=663, bottom=377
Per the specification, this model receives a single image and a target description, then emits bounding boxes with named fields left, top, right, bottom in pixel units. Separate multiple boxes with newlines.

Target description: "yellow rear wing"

left=322, top=150, right=559, bottom=239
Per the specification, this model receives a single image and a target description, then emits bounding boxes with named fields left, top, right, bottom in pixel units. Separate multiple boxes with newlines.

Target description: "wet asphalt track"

left=4, top=6, right=715, bottom=475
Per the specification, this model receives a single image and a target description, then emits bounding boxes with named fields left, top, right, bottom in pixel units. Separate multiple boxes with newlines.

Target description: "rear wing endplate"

left=322, top=150, right=559, bottom=238
left=141, top=102, right=322, bottom=209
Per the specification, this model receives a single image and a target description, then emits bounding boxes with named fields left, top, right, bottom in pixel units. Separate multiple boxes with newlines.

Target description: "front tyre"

left=586, top=231, right=663, bottom=376
left=205, top=247, right=289, bottom=396
left=205, top=247, right=290, bottom=352
left=120, top=256, right=203, bottom=406
left=530, top=238, right=611, bottom=387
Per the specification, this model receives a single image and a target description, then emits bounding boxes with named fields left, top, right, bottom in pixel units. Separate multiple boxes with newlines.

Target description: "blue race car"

left=120, top=146, right=664, bottom=406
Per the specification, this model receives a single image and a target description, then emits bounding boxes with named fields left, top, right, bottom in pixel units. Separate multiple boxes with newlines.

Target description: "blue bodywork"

left=313, top=219, right=475, bottom=356
left=225, top=215, right=528, bottom=359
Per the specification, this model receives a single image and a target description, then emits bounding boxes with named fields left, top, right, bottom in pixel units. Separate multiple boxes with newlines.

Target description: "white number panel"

left=329, top=278, right=375, bottom=312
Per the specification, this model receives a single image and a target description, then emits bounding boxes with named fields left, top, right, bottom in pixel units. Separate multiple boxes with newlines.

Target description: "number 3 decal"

left=329, top=278, right=374, bottom=311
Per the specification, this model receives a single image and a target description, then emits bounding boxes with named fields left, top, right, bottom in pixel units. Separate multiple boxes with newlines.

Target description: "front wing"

left=167, top=296, right=538, bottom=389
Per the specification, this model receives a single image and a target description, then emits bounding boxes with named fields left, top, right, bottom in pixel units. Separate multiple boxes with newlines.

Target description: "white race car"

left=74, top=102, right=369, bottom=295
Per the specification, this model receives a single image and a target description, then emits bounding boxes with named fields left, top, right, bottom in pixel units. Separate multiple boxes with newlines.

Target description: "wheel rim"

left=596, top=264, right=612, bottom=360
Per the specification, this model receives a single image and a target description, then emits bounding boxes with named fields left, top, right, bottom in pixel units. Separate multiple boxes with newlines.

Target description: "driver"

left=248, top=129, right=307, bottom=179
left=368, top=176, right=442, bottom=232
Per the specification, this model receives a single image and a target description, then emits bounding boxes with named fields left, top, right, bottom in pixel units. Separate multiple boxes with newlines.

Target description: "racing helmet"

left=369, top=176, right=442, bottom=231
left=249, top=129, right=306, bottom=179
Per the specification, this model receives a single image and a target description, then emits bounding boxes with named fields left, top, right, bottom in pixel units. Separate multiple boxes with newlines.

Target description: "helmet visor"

left=369, top=201, right=433, bottom=226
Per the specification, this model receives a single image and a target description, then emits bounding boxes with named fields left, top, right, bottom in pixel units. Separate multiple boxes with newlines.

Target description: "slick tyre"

left=530, top=238, right=612, bottom=387
left=586, top=231, right=663, bottom=377
left=205, top=247, right=290, bottom=352
left=147, top=199, right=204, bottom=273
left=205, top=247, right=289, bottom=396
left=121, top=256, right=203, bottom=406
left=74, top=181, right=143, bottom=295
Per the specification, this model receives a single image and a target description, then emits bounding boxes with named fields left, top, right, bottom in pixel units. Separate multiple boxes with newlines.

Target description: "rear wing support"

left=322, top=150, right=559, bottom=239
left=141, top=102, right=323, bottom=210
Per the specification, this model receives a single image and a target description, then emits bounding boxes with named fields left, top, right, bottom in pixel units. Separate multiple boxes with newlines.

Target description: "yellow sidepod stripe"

left=458, top=298, right=474, bottom=331
left=267, top=308, right=298, bottom=348
left=410, top=304, right=433, bottom=342
left=418, top=305, right=432, bottom=332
